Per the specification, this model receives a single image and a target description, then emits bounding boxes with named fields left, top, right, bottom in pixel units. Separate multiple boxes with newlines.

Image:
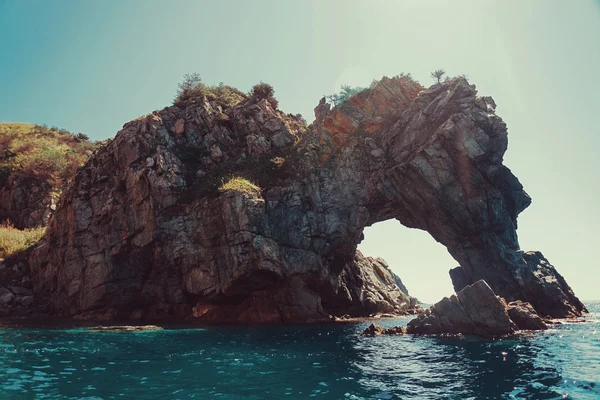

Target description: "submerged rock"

left=90, top=325, right=163, bottom=332
left=362, top=323, right=406, bottom=336
left=25, top=75, right=584, bottom=323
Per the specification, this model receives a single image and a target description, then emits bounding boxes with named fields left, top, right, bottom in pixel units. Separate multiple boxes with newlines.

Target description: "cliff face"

left=29, top=76, right=585, bottom=322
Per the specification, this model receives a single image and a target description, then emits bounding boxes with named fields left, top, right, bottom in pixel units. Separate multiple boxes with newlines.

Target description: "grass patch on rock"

left=0, top=222, right=45, bottom=259
left=218, top=177, right=261, bottom=197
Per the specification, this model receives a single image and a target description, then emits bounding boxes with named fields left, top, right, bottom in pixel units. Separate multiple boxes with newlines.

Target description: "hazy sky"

left=1, top=1, right=598, bottom=303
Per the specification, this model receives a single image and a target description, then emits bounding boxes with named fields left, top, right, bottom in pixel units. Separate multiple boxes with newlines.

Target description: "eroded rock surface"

left=507, top=300, right=548, bottom=331
left=406, top=280, right=517, bottom=336
left=364, top=280, right=547, bottom=337
left=362, top=323, right=406, bottom=336
left=0, top=253, right=42, bottom=317
left=28, top=75, right=585, bottom=323
left=0, top=178, right=56, bottom=229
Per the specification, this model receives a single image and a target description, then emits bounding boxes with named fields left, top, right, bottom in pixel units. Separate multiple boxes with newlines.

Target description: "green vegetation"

left=174, top=73, right=281, bottom=111
left=0, top=123, right=98, bottom=186
left=249, top=82, right=278, bottom=109
left=431, top=69, right=446, bottom=83
left=181, top=147, right=300, bottom=202
left=327, top=85, right=367, bottom=106
left=218, top=176, right=261, bottom=197
left=0, top=222, right=45, bottom=259
left=174, top=73, right=248, bottom=108
left=327, top=74, right=421, bottom=107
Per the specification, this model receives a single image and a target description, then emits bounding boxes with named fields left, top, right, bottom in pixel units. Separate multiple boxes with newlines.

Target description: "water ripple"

left=0, top=302, right=598, bottom=399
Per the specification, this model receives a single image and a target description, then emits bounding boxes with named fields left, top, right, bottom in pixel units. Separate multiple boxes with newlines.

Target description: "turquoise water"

left=0, top=302, right=598, bottom=400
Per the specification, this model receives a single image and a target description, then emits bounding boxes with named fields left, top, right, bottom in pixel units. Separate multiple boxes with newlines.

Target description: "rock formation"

left=406, top=280, right=518, bottom=335
left=0, top=178, right=56, bottom=229
left=28, top=75, right=585, bottom=323
left=362, top=323, right=406, bottom=336
left=0, top=251, right=41, bottom=317
left=506, top=300, right=548, bottom=331
left=364, top=280, right=547, bottom=337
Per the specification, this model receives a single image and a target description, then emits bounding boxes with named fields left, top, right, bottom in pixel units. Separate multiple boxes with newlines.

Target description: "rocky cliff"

left=28, top=75, right=585, bottom=323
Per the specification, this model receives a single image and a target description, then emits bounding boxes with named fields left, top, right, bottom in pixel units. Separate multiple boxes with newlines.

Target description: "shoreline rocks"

left=507, top=300, right=548, bottom=331
left=363, top=280, right=550, bottom=337
left=406, top=281, right=519, bottom=336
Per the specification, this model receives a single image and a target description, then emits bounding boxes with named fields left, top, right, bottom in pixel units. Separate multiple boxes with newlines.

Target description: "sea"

left=0, top=301, right=598, bottom=400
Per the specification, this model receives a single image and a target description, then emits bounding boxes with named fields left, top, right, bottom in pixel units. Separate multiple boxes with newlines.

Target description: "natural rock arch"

left=30, top=76, right=585, bottom=322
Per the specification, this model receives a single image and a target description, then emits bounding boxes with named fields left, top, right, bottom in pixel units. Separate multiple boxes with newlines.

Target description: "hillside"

left=0, top=123, right=102, bottom=260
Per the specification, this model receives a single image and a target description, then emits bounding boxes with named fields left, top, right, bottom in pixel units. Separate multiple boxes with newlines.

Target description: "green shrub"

left=431, top=69, right=446, bottom=83
left=327, top=84, right=367, bottom=106
left=174, top=73, right=247, bottom=108
left=250, top=82, right=279, bottom=109
left=0, top=222, right=45, bottom=259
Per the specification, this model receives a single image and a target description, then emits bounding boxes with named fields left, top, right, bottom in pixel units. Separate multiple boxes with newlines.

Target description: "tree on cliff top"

left=431, top=69, right=446, bottom=83
left=250, top=82, right=279, bottom=109
left=326, top=85, right=366, bottom=106
left=176, top=72, right=204, bottom=100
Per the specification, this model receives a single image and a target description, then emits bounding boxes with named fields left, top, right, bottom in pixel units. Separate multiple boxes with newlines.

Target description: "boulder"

left=17, top=295, right=35, bottom=308
left=9, top=286, right=31, bottom=296
left=507, top=300, right=548, bottom=330
left=0, top=288, right=15, bottom=305
left=362, top=323, right=406, bottom=336
left=406, top=280, right=517, bottom=336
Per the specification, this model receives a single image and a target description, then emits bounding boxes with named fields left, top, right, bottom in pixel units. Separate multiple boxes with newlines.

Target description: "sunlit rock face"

left=29, top=76, right=585, bottom=322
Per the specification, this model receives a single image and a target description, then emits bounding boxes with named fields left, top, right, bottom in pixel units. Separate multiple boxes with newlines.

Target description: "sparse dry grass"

left=271, top=157, right=285, bottom=167
left=0, top=222, right=45, bottom=259
left=218, top=176, right=261, bottom=197
left=0, top=122, right=98, bottom=185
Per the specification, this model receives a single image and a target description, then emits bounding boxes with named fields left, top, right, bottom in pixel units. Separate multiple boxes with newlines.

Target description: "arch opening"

left=358, top=219, right=457, bottom=304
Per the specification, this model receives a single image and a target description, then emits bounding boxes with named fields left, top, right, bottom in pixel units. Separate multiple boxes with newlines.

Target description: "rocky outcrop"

left=507, top=300, right=548, bottom=330
left=0, top=253, right=40, bottom=317
left=362, top=323, right=406, bottom=336
left=28, top=75, right=585, bottom=323
left=364, top=280, right=547, bottom=337
left=321, top=251, right=415, bottom=317
left=406, top=280, right=518, bottom=335
left=0, top=178, right=56, bottom=229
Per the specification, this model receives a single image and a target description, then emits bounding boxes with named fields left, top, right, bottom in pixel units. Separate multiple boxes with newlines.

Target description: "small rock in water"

left=90, top=325, right=163, bottom=332
left=362, top=323, right=405, bottom=336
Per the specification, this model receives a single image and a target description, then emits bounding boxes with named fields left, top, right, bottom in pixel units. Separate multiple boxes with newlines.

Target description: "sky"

left=0, top=0, right=598, bottom=303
